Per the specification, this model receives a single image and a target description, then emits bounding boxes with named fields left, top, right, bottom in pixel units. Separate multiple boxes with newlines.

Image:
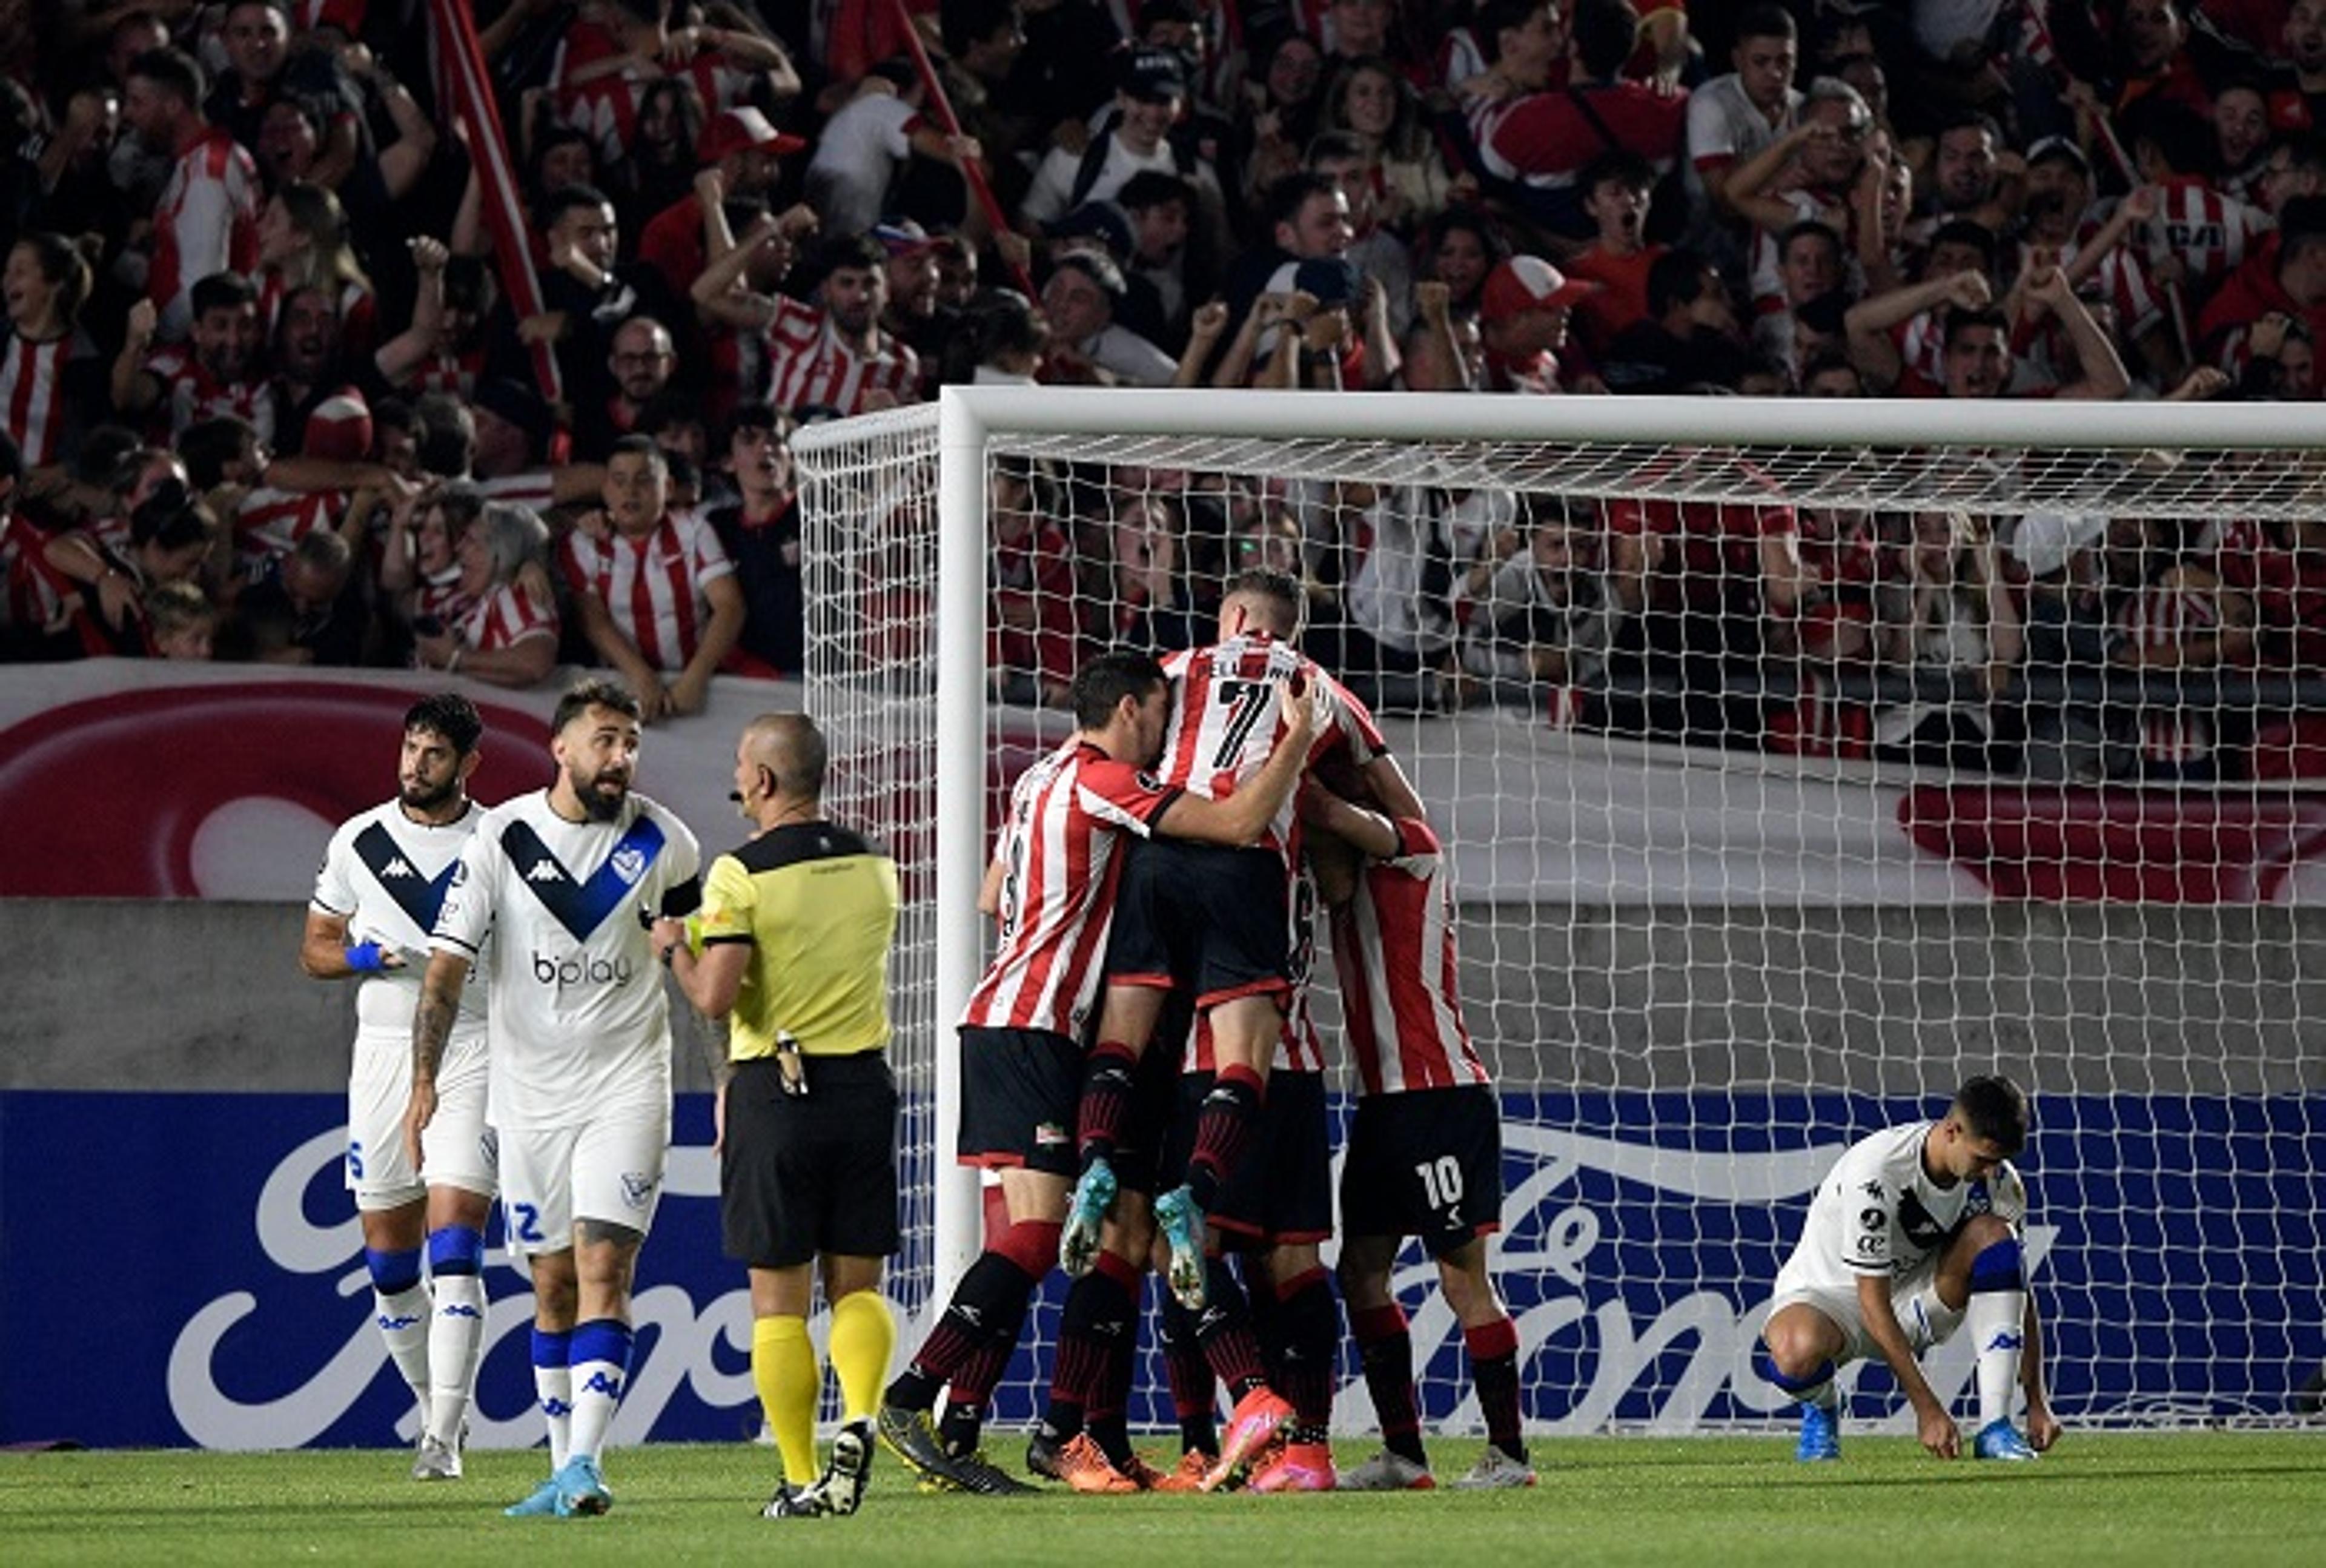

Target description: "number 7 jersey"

left=1155, top=633, right=1385, bottom=861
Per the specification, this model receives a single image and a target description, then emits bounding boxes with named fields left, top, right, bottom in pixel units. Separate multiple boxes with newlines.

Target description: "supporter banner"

left=0, top=663, right=789, bottom=901
left=2, top=1090, right=2316, bottom=1447
left=4, top=664, right=2325, bottom=905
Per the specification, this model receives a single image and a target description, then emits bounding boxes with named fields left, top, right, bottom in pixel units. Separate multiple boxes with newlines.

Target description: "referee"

left=655, top=713, right=901, bottom=1520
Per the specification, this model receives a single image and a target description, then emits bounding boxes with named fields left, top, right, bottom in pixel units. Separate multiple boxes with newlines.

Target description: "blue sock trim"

left=1968, top=1237, right=2026, bottom=1294
left=569, top=1318, right=635, bottom=1374
left=1755, top=1346, right=1835, bottom=1397
left=365, top=1246, right=423, bottom=1295
left=426, top=1225, right=486, bottom=1275
left=531, top=1327, right=574, bottom=1371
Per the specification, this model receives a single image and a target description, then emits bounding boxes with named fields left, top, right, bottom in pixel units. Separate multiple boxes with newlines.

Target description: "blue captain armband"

left=345, top=942, right=386, bottom=973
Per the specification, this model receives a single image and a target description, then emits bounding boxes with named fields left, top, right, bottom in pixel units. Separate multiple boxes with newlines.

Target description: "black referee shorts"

left=721, top=1052, right=900, bottom=1269
left=1104, top=838, right=1291, bottom=1010
left=1162, top=1068, right=1332, bottom=1245
left=1339, top=1085, right=1503, bottom=1259
left=957, top=1025, right=1081, bottom=1177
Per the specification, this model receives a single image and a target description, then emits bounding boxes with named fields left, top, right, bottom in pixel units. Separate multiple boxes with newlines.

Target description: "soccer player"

left=1297, top=773, right=1534, bottom=1490
left=876, top=650, right=1315, bottom=1496
left=655, top=713, right=902, bottom=1520
left=301, top=693, right=495, bottom=1480
left=1062, top=566, right=1405, bottom=1480
left=410, top=679, right=703, bottom=1518
left=1760, top=1074, right=2060, bottom=1463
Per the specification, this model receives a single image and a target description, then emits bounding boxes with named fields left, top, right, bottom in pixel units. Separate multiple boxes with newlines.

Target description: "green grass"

left=5, top=1434, right=2324, bottom=1566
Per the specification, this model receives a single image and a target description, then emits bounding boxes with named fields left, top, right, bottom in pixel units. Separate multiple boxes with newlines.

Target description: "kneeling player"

left=1760, top=1074, right=2060, bottom=1462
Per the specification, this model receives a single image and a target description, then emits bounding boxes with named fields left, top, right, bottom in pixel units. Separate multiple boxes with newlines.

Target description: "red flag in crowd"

left=426, top=0, right=564, bottom=403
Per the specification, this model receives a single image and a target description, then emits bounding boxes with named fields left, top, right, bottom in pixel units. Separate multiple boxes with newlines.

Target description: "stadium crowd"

left=2, top=0, right=2324, bottom=779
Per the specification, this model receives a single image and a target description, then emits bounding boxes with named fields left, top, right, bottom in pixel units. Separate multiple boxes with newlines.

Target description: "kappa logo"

left=527, top=860, right=565, bottom=883
left=620, top=1171, right=657, bottom=1209
left=379, top=858, right=416, bottom=879
left=611, top=845, right=646, bottom=885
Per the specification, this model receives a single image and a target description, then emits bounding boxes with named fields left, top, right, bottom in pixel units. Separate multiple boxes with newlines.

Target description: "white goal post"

left=794, top=388, right=2326, bottom=1435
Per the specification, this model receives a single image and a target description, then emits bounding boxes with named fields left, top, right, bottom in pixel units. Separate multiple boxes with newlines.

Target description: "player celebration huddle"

left=305, top=574, right=2055, bottom=1522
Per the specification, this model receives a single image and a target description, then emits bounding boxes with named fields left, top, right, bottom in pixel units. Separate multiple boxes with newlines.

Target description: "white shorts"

left=1764, top=1257, right=1966, bottom=1366
left=348, top=1024, right=495, bottom=1211
left=497, top=1105, right=671, bottom=1255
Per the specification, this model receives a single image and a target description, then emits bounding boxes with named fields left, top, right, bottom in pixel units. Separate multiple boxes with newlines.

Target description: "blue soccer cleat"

left=1795, top=1403, right=1841, bottom=1462
left=1153, top=1185, right=1207, bottom=1311
left=504, top=1475, right=562, bottom=1517
left=552, top=1454, right=612, bottom=1516
left=1973, top=1420, right=2037, bottom=1461
left=1059, top=1157, right=1117, bottom=1277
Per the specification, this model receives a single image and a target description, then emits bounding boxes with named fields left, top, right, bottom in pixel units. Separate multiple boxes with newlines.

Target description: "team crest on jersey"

left=1135, top=770, right=1161, bottom=792
left=1859, top=1207, right=1885, bottom=1232
left=1034, top=1121, right=1068, bottom=1148
left=503, top=816, right=667, bottom=941
left=619, top=1171, right=657, bottom=1209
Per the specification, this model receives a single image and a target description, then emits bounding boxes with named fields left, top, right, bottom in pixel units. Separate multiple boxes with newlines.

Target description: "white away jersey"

left=311, top=799, right=489, bottom=1034
left=1775, top=1120, right=2027, bottom=1296
left=432, top=789, right=701, bottom=1130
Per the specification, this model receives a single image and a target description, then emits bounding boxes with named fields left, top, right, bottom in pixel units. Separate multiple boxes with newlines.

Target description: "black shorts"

left=1163, top=1069, right=1331, bottom=1245
left=1339, top=1086, right=1503, bottom=1259
left=957, top=1025, right=1081, bottom=1177
left=1104, top=838, right=1291, bottom=1010
left=721, top=1052, right=900, bottom=1268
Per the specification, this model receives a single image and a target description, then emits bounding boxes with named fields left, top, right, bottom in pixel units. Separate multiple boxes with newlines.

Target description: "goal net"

left=794, top=388, right=2326, bottom=1437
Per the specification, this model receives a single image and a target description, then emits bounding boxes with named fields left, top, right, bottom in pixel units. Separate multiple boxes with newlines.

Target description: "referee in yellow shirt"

left=655, top=712, right=900, bottom=1520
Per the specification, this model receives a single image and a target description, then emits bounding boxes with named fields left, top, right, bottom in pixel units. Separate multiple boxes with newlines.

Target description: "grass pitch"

left=6, top=1433, right=2324, bottom=1567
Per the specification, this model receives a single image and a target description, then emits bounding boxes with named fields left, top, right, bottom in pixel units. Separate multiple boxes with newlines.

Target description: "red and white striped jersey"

left=1330, top=816, right=1490, bottom=1097
left=763, top=294, right=921, bottom=418
left=231, top=485, right=337, bottom=573
left=141, top=344, right=274, bottom=446
left=0, top=328, right=95, bottom=467
left=552, top=18, right=646, bottom=164
left=459, top=575, right=560, bottom=653
left=2119, top=581, right=2221, bottom=764
left=412, top=566, right=472, bottom=630
left=2051, top=222, right=2169, bottom=340
left=0, top=511, right=65, bottom=637
left=960, top=739, right=1179, bottom=1039
left=1886, top=307, right=1948, bottom=392
left=559, top=510, right=735, bottom=672
left=150, top=128, right=261, bottom=340
left=1155, top=633, right=1386, bottom=859
left=2139, top=178, right=2273, bottom=297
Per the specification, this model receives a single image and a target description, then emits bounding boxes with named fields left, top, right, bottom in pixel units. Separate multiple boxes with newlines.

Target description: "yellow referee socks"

left=753, top=1314, right=820, bottom=1486
left=826, top=1290, right=897, bottom=1422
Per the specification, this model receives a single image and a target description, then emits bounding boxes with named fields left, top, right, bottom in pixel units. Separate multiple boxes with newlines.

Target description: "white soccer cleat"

left=1452, top=1447, right=1537, bottom=1489
left=1337, top=1448, right=1436, bottom=1491
left=410, top=1433, right=463, bottom=1481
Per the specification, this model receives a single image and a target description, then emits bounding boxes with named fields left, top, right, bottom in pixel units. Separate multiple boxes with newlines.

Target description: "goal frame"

left=900, top=386, right=2323, bottom=1300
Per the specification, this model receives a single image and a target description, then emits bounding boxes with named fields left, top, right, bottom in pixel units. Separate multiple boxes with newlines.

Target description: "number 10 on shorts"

left=1417, top=1156, right=1463, bottom=1216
